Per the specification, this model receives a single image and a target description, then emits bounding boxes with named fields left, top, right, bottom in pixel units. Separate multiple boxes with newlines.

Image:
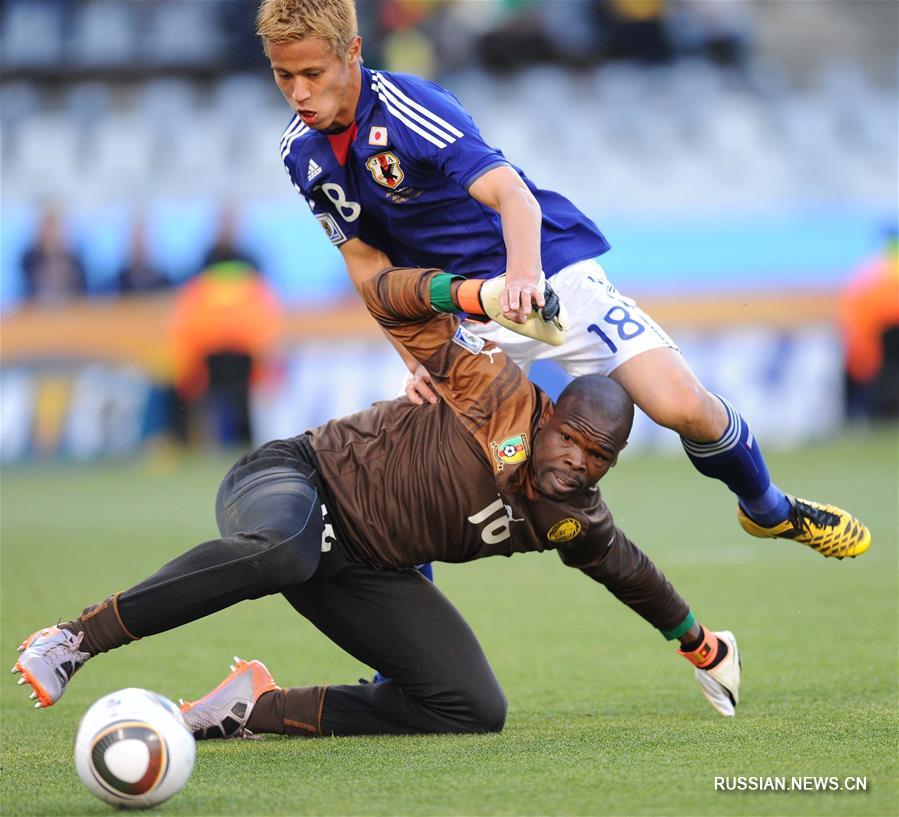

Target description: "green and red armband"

left=428, top=271, right=568, bottom=347
left=428, top=273, right=487, bottom=316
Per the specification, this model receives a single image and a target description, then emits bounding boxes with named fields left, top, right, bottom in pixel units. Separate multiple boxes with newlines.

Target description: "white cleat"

left=179, top=657, right=278, bottom=740
left=12, top=626, right=90, bottom=708
left=694, top=630, right=741, bottom=717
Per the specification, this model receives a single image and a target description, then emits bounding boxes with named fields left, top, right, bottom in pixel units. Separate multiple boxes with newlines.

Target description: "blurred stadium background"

left=2, top=0, right=897, bottom=463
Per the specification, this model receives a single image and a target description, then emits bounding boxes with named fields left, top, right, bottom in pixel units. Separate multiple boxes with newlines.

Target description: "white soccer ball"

left=74, top=688, right=195, bottom=810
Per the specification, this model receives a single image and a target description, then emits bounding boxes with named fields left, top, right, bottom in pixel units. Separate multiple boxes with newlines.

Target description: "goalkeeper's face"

left=268, top=36, right=362, bottom=132
left=532, top=398, right=625, bottom=502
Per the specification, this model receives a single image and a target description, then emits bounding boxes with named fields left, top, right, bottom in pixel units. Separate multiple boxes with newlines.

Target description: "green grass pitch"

left=2, top=426, right=896, bottom=817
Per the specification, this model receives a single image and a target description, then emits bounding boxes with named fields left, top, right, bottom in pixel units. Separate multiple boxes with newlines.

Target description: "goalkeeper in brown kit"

left=13, top=268, right=740, bottom=735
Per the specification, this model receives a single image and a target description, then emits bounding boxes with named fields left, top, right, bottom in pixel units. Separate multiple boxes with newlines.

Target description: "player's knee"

left=253, top=526, right=320, bottom=588
left=473, top=689, right=509, bottom=732
left=224, top=521, right=319, bottom=595
left=216, top=470, right=322, bottom=590
left=655, top=386, right=724, bottom=441
left=462, top=685, right=507, bottom=733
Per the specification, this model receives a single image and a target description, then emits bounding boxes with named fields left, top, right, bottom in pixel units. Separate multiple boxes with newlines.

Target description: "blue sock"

left=681, top=396, right=790, bottom=526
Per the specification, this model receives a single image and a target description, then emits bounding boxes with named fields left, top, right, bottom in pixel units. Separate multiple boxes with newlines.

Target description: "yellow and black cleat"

left=738, top=496, right=871, bottom=559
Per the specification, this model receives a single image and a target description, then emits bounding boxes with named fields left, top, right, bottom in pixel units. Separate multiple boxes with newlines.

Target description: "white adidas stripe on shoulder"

left=281, top=124, right=310, bottom=160
left=373, top=80, right=456, bottom=147
left=372, top=72, right=464, bottom=149
left=279, top=115, right=301, bottom=150
left=374, top=91, right=447, bottom=148
left=375, top=73, right=464, bottom=138
left=280, top=117, right=310, bottom=160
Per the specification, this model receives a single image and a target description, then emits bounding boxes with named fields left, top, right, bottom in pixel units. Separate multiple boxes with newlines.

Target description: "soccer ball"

left=74, top=688, right=195, bottom=809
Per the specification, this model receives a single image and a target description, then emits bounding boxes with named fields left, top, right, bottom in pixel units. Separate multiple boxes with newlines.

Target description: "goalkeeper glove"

left=678, top=627, right=741, bottom=717
left=454, top=273, right=569, bottom=346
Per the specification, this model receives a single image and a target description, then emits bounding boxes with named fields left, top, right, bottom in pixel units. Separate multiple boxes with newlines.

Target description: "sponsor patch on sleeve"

left=315, top=213, right=347, bottom=245
left=547, top=517, right=583, bottom=543
left=452, top=324, right=486, bottom=355
left=491, top=432, right=530, bottom=470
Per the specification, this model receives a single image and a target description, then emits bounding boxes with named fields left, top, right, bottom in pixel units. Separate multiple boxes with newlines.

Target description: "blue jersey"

left=281, top=66, right=610, bottom=280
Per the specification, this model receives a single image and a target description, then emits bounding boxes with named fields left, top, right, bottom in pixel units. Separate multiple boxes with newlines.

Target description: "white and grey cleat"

left=12, top=626, right=90, bottom=709
left=179, top=658, right=278, bottom=740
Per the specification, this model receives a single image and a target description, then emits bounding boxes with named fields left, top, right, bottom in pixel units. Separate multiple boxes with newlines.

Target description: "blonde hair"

left=257, top=0, right=358, bottom=56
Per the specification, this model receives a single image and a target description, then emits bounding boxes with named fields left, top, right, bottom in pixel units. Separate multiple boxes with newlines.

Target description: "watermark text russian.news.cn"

left=714, top=776, right=868, bottom=792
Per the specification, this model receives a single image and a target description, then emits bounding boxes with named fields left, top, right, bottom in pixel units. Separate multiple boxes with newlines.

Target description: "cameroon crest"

left=491, top=433, right=530, bottom=471
left=366, top=151, right=404, bottom=189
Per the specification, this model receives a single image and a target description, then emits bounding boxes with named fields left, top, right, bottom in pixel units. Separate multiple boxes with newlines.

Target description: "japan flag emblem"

left=369, top=126, right=388, bottom=146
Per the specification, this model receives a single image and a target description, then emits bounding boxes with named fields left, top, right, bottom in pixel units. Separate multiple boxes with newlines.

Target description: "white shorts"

left=468, top=258, right=678, bottom=377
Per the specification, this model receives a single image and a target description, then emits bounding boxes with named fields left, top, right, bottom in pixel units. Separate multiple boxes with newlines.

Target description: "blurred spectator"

left=667, top=0, right=753, bottom=67
left=599, top=0, right=673, bottom=64
left=382, top=26, right=437, bottom=77
left=201, top=204, right=259, bottom=271
left=21, top=206, right=87, bottom=305
left=117, top=217, right=171, bottom=295
left=169, top=261, right=282, bottom=447
left=218, top=0, right=268, bottom=70
left=839, top=228, right=899, bottom=419
left=478, top=3, right=559, bottom=72
left=377, top=0, right=441, bottom=76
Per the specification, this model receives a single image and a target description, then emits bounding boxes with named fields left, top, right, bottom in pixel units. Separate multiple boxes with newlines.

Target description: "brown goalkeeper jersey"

left=306, top=267, right=689, bottom=634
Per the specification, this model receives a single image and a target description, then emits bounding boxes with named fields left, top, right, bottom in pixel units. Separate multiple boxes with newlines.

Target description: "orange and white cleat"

left=11, top=626, right=90, bottom=708
left=179, top=657, right=278, bottom=740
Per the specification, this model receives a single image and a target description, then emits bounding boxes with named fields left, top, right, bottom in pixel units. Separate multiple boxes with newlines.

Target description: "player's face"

left=267, top=36, right=362, bottom=132
left=532, top=398, right=624, bottom=502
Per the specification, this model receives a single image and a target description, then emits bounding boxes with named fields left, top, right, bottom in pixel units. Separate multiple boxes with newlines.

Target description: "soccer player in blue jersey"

left=256, top=0, right=870, bottom=561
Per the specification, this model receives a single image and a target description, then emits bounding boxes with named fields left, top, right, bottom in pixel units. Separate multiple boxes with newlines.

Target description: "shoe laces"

left=789, top=499, right=841, bottom=534
left=37, top=629, right=88, bottom=665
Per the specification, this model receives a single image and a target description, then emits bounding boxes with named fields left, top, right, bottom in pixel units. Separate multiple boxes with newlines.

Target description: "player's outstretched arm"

left=557, top=523, right=741, bottom=716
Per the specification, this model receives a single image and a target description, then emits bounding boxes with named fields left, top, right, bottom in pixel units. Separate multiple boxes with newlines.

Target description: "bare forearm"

left=469, top=166, right=544, bottom=320
left=498, top=185, right=542, bottom=287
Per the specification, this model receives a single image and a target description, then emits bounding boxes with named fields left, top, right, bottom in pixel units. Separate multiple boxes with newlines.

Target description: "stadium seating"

left=0, top=1, right=894, bottom=308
